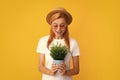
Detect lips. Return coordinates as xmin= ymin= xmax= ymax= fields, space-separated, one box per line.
xmin=55 ymin=30 xmax=62 ymax=34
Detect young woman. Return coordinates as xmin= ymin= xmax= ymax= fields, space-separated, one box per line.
xmin=36 ymin=7 xmax=80 ymax=80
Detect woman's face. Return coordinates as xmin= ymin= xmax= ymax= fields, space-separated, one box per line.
xmin=51 ymin=18 xmax=67 ymax=39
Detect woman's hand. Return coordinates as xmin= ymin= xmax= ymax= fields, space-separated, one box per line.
xmin=58 ymin=63 xmax=66 ymax=75
xmin=50 ymin=63 xmax=58 ymax=75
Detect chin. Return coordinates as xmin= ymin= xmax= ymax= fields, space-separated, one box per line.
xmin=55 ymin=33 xmax=61 ymax=36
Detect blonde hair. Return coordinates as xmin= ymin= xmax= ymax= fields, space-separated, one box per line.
xmin=47 ymin=12 xmax=70 ymax=50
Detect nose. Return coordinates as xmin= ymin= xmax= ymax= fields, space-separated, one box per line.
xmin=56 ymin=26 xmax=61 ymax=31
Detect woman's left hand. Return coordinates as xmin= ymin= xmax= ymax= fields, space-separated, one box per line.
xmin=58 ymin=63 xmax=66 ymax=75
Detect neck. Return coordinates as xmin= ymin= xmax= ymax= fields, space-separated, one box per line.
xmin=55 ymin=36 xmax=63 ymax=39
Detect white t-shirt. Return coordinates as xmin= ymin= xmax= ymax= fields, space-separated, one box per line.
xmin=36 ymin=35 xmax=80 ymax=80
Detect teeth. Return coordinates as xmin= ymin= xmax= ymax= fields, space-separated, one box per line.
xmin=56 ymin=31 xmax=61 ymax=33
xmin=56 ymin=31 xmax=61 ymax=34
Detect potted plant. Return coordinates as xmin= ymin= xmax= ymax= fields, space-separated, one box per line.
xmin=50 ymin=42 xmax=69 ymax=64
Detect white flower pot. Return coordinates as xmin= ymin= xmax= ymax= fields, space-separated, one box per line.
xmin=53 ymin=60 xmax=64 ymax=65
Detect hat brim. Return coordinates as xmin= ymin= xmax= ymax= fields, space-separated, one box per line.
xmin=46 ymin=9 xmax=72 ymax=25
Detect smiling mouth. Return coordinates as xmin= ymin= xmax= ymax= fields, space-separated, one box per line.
xmin=55 ymin=31 xmax=62 ymax=34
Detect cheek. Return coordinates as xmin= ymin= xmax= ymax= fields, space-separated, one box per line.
xmin=52 ymin=28 xmax=56 ymax=33
xmin=62 ymin=29 xmax=67 ymax=33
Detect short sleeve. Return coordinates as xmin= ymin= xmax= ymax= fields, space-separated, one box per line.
xmin=36 ymin=37 xmax=45 ymax=54
xmin=70 ymin=39 xmax=80 ymax=56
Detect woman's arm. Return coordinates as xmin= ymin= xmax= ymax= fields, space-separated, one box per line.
xmin=59 ymin=56 xmax=80 ymax=76
xmin=38 ymin=54 xmax=58 ymax=75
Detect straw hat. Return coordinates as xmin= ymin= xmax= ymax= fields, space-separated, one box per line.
xmin=46 ymin=7 xmax=72 ymax=25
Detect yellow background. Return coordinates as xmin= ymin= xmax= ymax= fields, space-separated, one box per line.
xmin=0 ymin=0 xmax=120 ymax=80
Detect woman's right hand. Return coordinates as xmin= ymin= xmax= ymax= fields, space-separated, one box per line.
xmin=50 ymin=63 xmax=58 ymax=75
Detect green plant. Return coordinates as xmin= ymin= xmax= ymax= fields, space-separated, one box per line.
xmin=50 ymin=43 xmax=69 ymax=60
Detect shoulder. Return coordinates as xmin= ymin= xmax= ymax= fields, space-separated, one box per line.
xmin=39 ymin=35 xmax=49 ymax=41
xmin=37 ymin=35 xmax=50 ymax=44
xmin=69 ymin=37 xmax=80 ymax=48
xmin=69 ymin=37 xmax=80 ymax=56
xmin=69 ymin=37 xmax=78 ymax=44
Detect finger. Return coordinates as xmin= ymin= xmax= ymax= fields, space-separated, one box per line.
xmin=52 ymin=64 xmax=58 ymax=68
xmin=59 ymin=69 xmax=66 ymax=75
xmin=52 ymin=65 xmax=59 ymax=70
xmin=59 ymin=65 xmax=66 ymax=69
xmin=51 ymin=67 xmax=58 ymax=73
xmin=52 ymin=63 xmax=56 ymax=66
xmin=52 ymin=67 xmax=58 ymax=71
xmin=59 ymin=66 xmax=64 ymax=70
xmin=59 ymin=63 xmax=66 ymax=67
